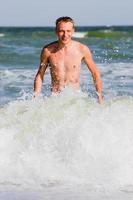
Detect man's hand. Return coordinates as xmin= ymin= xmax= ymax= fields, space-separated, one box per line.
xmin=96 ymin=92 xmax=103 ymax=104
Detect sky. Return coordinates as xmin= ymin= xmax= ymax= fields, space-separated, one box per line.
xmin=0 ymin=0 xmax=133 ymax=26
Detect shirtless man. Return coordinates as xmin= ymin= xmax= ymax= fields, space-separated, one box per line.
xmin=34 ymin=16 xmax=103 ymax=103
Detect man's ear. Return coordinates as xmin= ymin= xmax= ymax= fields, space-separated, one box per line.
xmin=73 ymin=27 xmax=75 ymax=33
xmin=55 ymin=27 xmax=58 ymax=35
xmin=72 ymin=28 xmax=75 ymax=35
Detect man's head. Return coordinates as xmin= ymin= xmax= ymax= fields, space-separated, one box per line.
xmin=55 ymin=16 xmax=75 ymax=30
xmin=55 ymin=16 xmax=75 ymax=45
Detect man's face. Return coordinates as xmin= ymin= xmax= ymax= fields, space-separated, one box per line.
xmin=56 ymin=22 xmax=74 ymax=45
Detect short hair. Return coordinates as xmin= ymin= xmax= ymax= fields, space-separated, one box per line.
xmin=55 ymin=16 xmax=75 ymax=29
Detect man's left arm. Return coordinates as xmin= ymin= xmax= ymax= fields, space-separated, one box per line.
xmin=82 ymin=45 xmax=103 ymax=104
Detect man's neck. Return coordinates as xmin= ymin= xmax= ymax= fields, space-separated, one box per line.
xmin=58 ymin=40 xmax=73 ymax=49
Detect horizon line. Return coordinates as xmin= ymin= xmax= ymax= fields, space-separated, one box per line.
xmin=0 ymin=24 xmax=133 ymax=28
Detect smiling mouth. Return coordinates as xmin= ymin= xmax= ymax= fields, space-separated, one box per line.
xmin=62 ymin=37 xmax=68 ymax=41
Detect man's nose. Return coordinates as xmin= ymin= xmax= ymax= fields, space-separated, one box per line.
xmin=63 ymin=31 xmax=68 ymax=36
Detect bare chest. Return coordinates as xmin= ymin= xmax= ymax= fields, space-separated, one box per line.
xmin=49 ymin=49 xmax=82 ymax=73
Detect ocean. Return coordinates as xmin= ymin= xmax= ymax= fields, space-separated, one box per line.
xmin=0 ymin=26 xmax=133 ymax=199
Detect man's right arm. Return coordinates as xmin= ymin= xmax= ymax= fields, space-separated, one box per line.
xmin=33 ymin=48 xmax=49 ymax=97
xmin=82 ymin=44 xmax=103 ymax=104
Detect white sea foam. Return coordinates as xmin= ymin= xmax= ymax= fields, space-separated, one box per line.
xmin=0 ymin=33 xmax=5 ymax=37
xmin=0 ymin=90 xmax=133 ymax=193
xmin=0 ymin=69 xmax=15 ymax=77
xmin=73 ymin=32 xmax=87 ymax=38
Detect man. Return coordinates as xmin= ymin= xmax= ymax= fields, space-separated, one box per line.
xmin=34 ymin=16 xmax=103 ymax=103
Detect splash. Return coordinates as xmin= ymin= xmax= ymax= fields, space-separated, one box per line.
xmin=0 ymin=90 xmax=133 ymax=191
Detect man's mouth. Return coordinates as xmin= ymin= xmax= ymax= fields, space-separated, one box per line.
xmin=62 ymin=37 xmax=68 ymax=41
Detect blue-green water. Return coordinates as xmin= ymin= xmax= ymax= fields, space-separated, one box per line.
xmin=0 ymin=26 xmax=133 ymax=66
xmin=0 ymin=26 xmax=133 ymax=105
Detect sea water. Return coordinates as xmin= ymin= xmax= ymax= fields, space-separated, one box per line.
xmin=0 ymin=26 xmax=133 ymax=199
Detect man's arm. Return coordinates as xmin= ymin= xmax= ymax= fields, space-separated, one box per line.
xmin=82 ymin=45 xmax=103 ymax=104
xmin=33 ymin=48 xmax=49 ymax=97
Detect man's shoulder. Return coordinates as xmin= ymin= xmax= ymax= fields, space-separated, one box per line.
xmin=41 ymin=41 xmax=58 ymax=56
xmin=73 ymin=40 xmax=88 ymax=49
xmin=73 ymin=40 xmax=89 ymax=54
xmin=42 ymin=41 xmax=58 ymax=51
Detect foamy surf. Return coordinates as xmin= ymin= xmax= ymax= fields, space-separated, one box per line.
xmin=0 ymin=33 xmax=5 ymax=37
xmin=0 ymin=90 xmax=133 ymax=193
xmin=73 ymin=32 xmax=87 ymax=38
